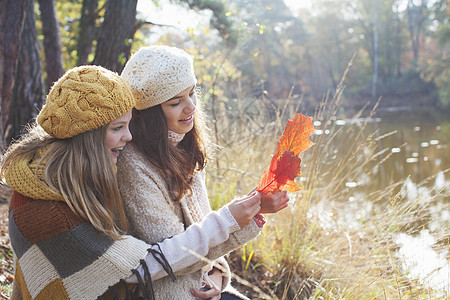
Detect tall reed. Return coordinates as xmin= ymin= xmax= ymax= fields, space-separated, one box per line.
xmin=204 ymin=75 xmax=449 ymax=299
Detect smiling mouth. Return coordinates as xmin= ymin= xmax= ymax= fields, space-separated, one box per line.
xmin=111 ymin=147 xmax=124 ymax=155
xmin=180 ymin=115 xmax=193 ymax=122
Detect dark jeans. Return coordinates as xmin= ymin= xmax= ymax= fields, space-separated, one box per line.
xmin=220 ymin=292 xmax=242 ymax=300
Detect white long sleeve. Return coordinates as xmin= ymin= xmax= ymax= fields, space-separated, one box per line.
xmin=125 ymin=205 xmax=240 ymax=282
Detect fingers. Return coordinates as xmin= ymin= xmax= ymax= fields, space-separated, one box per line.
xmin=244 ymin=191 xmax=261 ymax=204
xmin=275 ymin=191 xmax=289 ymax=204
xmin=191 ymin=288 xmax=220 ymax=299
xmin=250 ymin=194 xmax=262 ymax=215
xmin=244 ymin=193 xmax=262 ymax=218
xmin=279 ymin=202 xmax=289 ymax=210
xmin=250 ymin=200 xmax=262 ymax=217
xmin=247 ymin=187 xmax=257 ymax=195
xmin=275 ymin=190 xmax=288 ymax=200
xmin=241 ymin=192 xmax=262 ymax=212
xmin=228 ymin=192 xmax=262 ymax=227
xmin=275 ymin=191 xmax=289 ymax=211
xmin=279 ymin=191 xmax=289 ymax=204
xmin=258 ymin=190 xmax=290 ymax=214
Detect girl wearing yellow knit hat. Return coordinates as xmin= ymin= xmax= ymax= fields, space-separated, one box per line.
xmin=1 ymin=65 xmax=262 ymax=300
xmin=118 ymin=45 xmax=290 ymax=300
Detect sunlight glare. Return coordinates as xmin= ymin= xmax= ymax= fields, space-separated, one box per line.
xmin=396 ymin=230 xmax=449 ymax=295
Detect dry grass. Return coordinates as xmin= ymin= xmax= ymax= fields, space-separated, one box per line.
xmin=0 ymin=76 xmax=447 ymax=299
xmin=204 ymin=79 xmax=449 ymax=299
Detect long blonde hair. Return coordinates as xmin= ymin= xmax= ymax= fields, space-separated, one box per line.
xmin=1 ymin=124 xmax=128 ymax=239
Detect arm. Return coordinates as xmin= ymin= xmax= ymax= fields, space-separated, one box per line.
xmin=169 ymin=174 xmax=267 ymax=277
xmin=133 ymin=205 xmax=241 ymax=281
xmin=172 ymin=218 xmax=261 ymax=277
xmin=171 ymin=176 xmax=268 ymax=277
xmin=117 ymin=153 xmax=260 ymax=282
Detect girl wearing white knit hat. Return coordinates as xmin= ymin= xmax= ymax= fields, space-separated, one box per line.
xmin=118 ymin=45 xmax=289 ymax=300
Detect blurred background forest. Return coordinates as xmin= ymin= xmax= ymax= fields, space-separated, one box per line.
xmin=0 ymin=0 xmax=449 ymax=299
xmin=0 ymin=0 xmax=448 ymax=146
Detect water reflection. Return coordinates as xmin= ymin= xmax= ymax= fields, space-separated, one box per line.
xmin=309 ymin=109 xmax=449 ymax=294
xmin=345 ymin=181 xmax=358 ymax=188
xmin=435 ymin=171 xmax=447 ymax=190
xmin=406 ymin=157 xmax=419 ymax=163
xmin=396 ymin=230 xmax=449 ymax=295
xmin=430 ymin=140 xmax=439 ymax=145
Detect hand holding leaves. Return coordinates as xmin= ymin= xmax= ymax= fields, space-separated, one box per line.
xmin=257 ymin=113 xmax=315 ymax=194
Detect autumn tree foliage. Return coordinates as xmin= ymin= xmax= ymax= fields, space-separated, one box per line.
xmin=0 ymin=0 xmax=447 ymax=146
xmin=0 ymin=0 xmax=237 ymax=145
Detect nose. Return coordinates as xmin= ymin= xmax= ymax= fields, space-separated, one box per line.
xmin=184 ymin=95 xmax=196 ymax=114
xmin=123 ymin=127 xmax=132 ymax=142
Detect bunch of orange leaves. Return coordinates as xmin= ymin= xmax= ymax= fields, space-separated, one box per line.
xmin=257 ymin=113 xmax=315 ymax=194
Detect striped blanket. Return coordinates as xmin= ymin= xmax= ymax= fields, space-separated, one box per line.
xmin=9 ymin=191 xmax=150 ymax=299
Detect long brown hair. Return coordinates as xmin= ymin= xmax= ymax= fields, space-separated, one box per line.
xmin=1 ymin=124 xmax=128 ymax=239
xmin=130 ymin=102 xmax=208 ymax=201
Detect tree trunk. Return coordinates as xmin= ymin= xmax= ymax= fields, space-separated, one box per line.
xmin=371 ymin=1 xmax=379 ymax=102
xmin=6 ymin=0 xmax=45 ymax=145
xmin=93 ymin=0 xmax=137 ymax=73
xmin=77 ymin=0 xmax=99 ymax=65
xmin=38 ymin=0 xmax=64 ymax=91
xmin=0 ymin=0 xmax=27 ymax=148
xmin=393 ymin=3 xmax=402 ymax=77
xmin=407 ymin=0 xmax=427 ymax=68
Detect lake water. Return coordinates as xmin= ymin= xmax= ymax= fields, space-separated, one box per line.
xmin=310 ymin=107 xmax=449 ymax=294
xmin=208 ymin=101 xmax=449 ymax=295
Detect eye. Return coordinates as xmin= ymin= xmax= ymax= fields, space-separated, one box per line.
xmin=170 ymin=101 xmax=180 ymax=107
xmin=113 ymin=126 xmax=123 ymax=131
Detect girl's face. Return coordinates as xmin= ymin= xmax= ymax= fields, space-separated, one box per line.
xmin=105 ymin=110 xmax=132 ymax=164
xmin=161 ymin=85 xmax=196 ymax=135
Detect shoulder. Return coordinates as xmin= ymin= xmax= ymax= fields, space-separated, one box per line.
xmin=117 ymin=143 xmax=146 ymax=167
xmin=117 ymin=143 xmax=162 ymax=179
xmin=9 ymin=192 xmax=86 ymax=245
xmin=116 ymin=143 xmax=172 ymax=204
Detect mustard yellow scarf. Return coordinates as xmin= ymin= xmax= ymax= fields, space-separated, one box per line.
xmin=4 ymin=147 xmax=64 ymax=201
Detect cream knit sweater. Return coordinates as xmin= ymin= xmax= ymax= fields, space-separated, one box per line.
xmin=117 ymin=143 xmax=261 ymax=299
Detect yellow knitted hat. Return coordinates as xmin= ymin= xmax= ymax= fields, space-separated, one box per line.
xmin=37 ymin=65 xmax=135 ymax=139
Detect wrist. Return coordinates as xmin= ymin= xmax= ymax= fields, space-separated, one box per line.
xmin=253 ymin=213 xmax=266 ymax=228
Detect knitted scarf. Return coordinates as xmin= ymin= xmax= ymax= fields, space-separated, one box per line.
xmin=5 ymin=148 xmax=158 ymax=299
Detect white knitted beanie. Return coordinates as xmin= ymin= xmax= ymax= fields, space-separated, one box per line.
xmin=121 ymin=45 xmax=197 ymax=110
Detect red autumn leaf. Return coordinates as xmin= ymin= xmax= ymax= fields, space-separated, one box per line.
xmin=257 ymin=150 xmax=302 ymax=193
xmin=257 ymin=113 xmax=315 ymax=194
xmin=257 ymin=170 xmax=277 ymax=193
xmin=276 ymin=113 xmax=315 ymax=158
